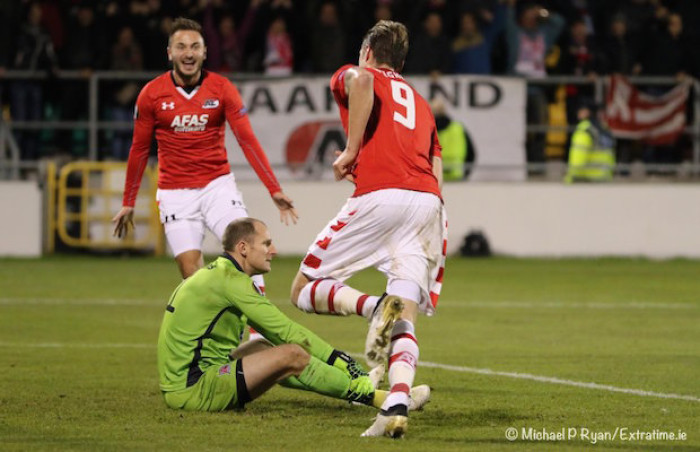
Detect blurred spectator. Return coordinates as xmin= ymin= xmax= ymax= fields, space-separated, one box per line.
xmin=263 ymin=16 xmax=294 ymax=76
xmin=405 ymin=11 xmax=451 ymax=76
xmin=556 ymin=18 xmax=600 ymax=124
xmin=636 ymin=13 xmax=693 ymax=78
xmin=203 ymin=0 xmax=259 ymax=72
xmin=39 ymin=1 xmax=65 ymax=55
xmin=597 ymin=15 xmax=640 ymax=75
xmin=143 ymin=15 xmax=174 ymax=71
xmin=375 ymin=2 xmax=393 ymax=21
xmin=557 ymin=19 xmax=599 ymax=76
xmin=311 ymin=2 xmax=346 ymax=73
xmin=10 ymin=2 xmax=58 ymax=160
xmin=60 ymin=4 xmax=106 ymax=155
xmin=614 ymin=0 xmax=655 ymax=36
xmin=505 ymin=0 xmax=564 ymax=77
xmin=451 ymin=3 xmax=505 ymax=75
xmin=505 ymin=0 xmax=564 ymax=164
xmin=108 ymin=26 xmax=143 ymax=160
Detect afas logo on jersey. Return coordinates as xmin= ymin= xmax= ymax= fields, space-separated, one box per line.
xmin=170 ymin=114 xmax=209 ymax=132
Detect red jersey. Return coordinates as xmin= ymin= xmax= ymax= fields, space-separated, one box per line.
xmin=122 ymin=71 xmax=280 ymax=207
xmin=330 ymin=65 xmax=442 ymax=198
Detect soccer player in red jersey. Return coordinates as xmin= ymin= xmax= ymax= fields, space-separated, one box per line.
xmin=112 ymin=18 xmax=298 ymax=281
xmin=289 ymin=21 xmax=447 ymax=438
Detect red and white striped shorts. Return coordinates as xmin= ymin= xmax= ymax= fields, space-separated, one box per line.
xmin=300 ymin=189 xmax=447 ymax=316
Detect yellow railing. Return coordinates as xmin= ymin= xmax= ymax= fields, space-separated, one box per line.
xmin=46 ymin=161 xmax=164 ymax=255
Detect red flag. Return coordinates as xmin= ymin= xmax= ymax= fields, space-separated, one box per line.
xmin=604 ymin=75 xmax=689 ymax=145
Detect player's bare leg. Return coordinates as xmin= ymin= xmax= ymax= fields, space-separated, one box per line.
xmin=240 ymin=344 xmax=311 ymax=400
xmin=174 ymin=249 xmax=204 ymax=279
xmin=291 ymin=271 xmax=383 ymax=318
xmin=363 ymin=300 xmax=419 ymax=438
xmin=230 ymin=337 xmax=273 ymax=360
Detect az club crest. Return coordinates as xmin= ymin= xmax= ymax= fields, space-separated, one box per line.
xmin=203 ymin=99 xmax=220 ymax=109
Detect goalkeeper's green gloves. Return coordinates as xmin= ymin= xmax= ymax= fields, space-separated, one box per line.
xmin=327 ymin=349 xmax=368 ymax=379
xmin=327 ymin=350 xmax=376 ymax=405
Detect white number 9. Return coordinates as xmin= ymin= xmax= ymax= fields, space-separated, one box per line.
xmin=391 ymin=80 xmax=415 ymax=130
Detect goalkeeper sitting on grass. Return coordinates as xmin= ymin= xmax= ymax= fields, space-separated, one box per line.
xmin=157 ymin=217 xmax=379 ymax=411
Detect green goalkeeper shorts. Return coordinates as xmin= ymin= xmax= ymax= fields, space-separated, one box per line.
xmin=162 ymin=360 xmax=251 ymax=411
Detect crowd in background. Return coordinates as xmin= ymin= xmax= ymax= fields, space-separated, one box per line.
xmin=1 ymin=0 xmax=699 ymax=162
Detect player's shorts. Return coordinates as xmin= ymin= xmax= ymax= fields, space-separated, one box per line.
xmin=300 ymin=188 xmax=448 ymax=316
xmin=156 ymin=174 xmax=249 ymax=257
xmin=162 ymin=359 xmax=251 ymax=411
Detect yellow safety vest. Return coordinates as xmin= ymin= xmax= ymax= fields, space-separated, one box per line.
xmin=565 ymin=119 xmax=615 ymax=183
xmin=437 ymin=121 xmax=468 ymax=181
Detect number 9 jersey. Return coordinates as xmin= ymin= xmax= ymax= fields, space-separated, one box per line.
xmin=330 ymin=65 xmax=442 ymax=199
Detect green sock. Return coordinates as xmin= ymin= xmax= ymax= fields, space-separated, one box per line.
xmin=279 ymin=356 xmax=350 ymax=399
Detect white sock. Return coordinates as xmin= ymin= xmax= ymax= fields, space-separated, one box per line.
xmin=382 ymin=320 xmax=419 ymax=411
xmin=296 ymin=278 xmax=379 ymax=317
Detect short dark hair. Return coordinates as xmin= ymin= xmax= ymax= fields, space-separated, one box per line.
xmin=362 ymin=20 xmax=409 ymax=71
xmin=169 ymin=17 xmax=203 ymax=44
xmin=222 ymin=218 xmax=263 ymax=252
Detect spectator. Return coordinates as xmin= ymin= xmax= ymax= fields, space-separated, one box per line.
xmin=558 ymin=19 xmax=599 ymax=76
xmin=451 ymin=4 xmax=505 ymax=75
xmin=263 ymin=16 xmax=294 ymax=76
xmin=142 ymin=15 xmax=174 ymax=71
xmin=636 ymin=13 xmax=693 ymax=78
xmin=203 ymin=0 xmax=259 ymax=72
xmin=10 ymin=2 xmax=58 ymax=160
xmin=107 ymin=26 xmax=143 ymax=160
xmin=404 ymin=11 xmax=451 ymax=76
xmin=310 ymin=2 xmax=346 ymax=73
xmin=505 ymin=0 xmax=564 ymax=164
xmin=556 ymin=18 xmax=600 ymax=124
xmin=59 ymin=4 xmax=106 ymax=155
xmin=614 ymin=0 xmax=655 ymax=36
xmin=504 ymin=0 xmax=564 ymax=77
xmin=598 ymin=15 xmax=640 ymax=75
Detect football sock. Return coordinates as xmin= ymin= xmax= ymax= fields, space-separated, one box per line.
xmin=279 ymin=356 xmax=350 ymax=399
xmin=296 ymin=278 xmax=379 ymax=318
xmin=381 ymin=319 xmax=418 ymax=411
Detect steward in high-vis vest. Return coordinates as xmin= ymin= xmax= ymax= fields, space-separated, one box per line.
xmin=432 ymin=98 xmax=475 ymax=181
xmin=437 ymin=120 xmax=468 ymax=181
xmin=565 ymin=105 xmax=615 ymax=183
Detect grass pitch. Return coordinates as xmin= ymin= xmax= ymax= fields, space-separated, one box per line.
xmin=0 ymin=255 xmax=698 ymax=451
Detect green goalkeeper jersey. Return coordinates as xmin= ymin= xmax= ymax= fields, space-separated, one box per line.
xmin=157 ymin=254 xmax=334 ymax=392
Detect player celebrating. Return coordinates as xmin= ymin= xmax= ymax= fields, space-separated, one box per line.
xmin=112 ymin=17 xmax=297 ymax=281
xmin=289 ymin=21 xmax=447 ymax=438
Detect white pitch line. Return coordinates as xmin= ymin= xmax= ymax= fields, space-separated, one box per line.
xmin=436 ymin=300 xmax=697 ymax=310
xmin=0 ymin=298 xmax=156 ymax=306
xmin=0 ymin=342 xmax=152 ymax=348
xmin=417 ymin=360 xmax=700 ymax=403
xmin=1 ymin=341 xmax=697 ymax=403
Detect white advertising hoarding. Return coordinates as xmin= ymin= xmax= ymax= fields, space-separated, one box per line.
xmin=225 ymin=75 xmax=526 ymax=182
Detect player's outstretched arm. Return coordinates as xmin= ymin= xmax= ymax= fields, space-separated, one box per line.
xmin=333 ymin=67 xmax=374 ymax=181
xmin=112 ymin=206 xmax=135 ymax=238
xmin=271 ymin=191 xmax=298 ymax=225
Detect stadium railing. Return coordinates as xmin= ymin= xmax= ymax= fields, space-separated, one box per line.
xmin=0 ymin=71 xmax=699 ymax=180
xmin=45 ymin=160 xmax=163 ymax=254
